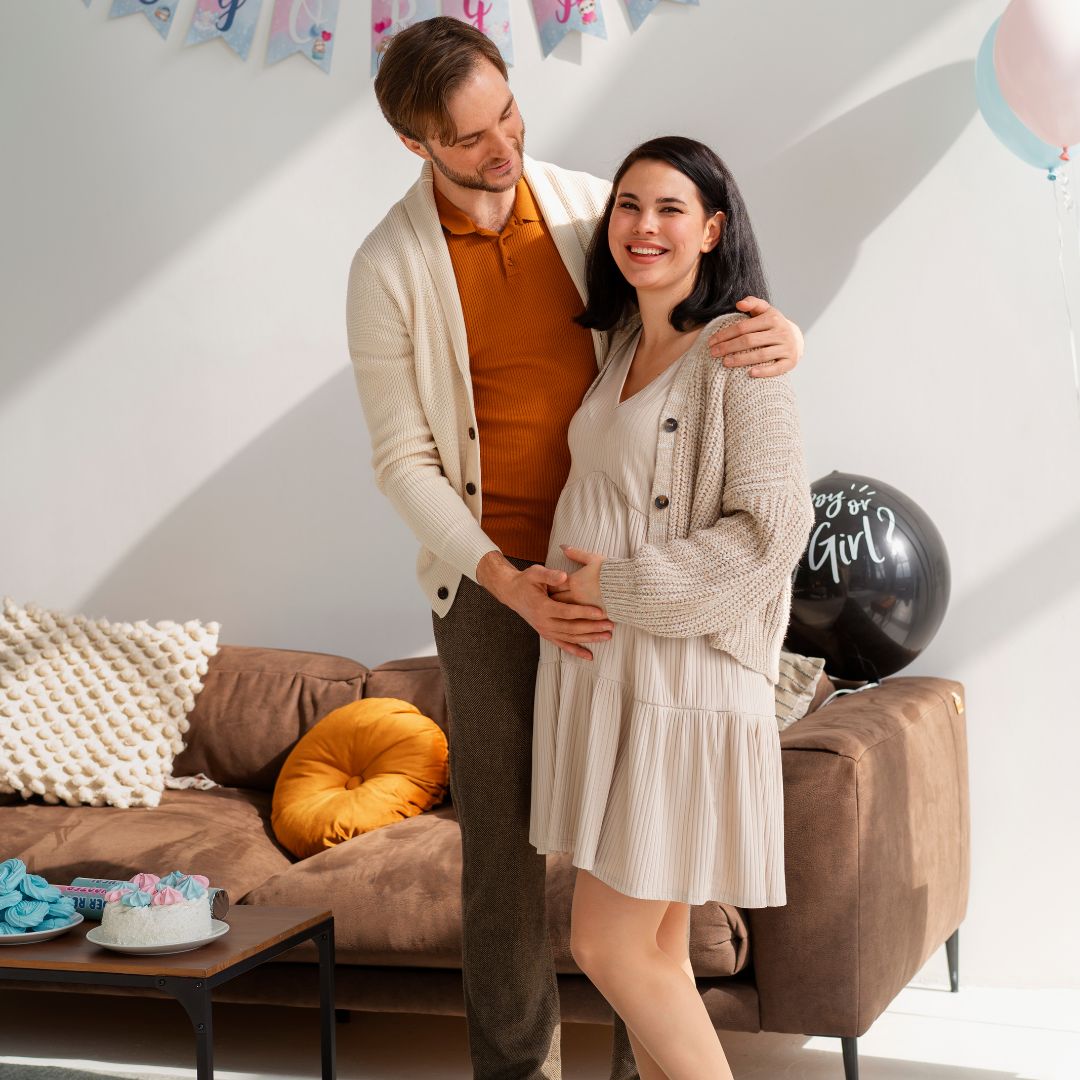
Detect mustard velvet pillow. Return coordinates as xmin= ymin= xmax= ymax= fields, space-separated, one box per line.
xmin=271 ymin=698 xmax=449 ymax=859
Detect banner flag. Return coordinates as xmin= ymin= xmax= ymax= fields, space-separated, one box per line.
xmin=625 ymin=0 xmax=697 ymax=33
xmin=444 ymin=0 xmax=513 ymax=66
xmin=267 ymin=0 xmax=340 ymax=72
xmin=371 ymin=0 xmax=439 ymax=76
xmin=531 ymin=0 xmax=606 ymax=59
xmin=186 ymin=0 xmax=266 ymax=60
xmin=108 ymin=0 xmax=177 ymax=40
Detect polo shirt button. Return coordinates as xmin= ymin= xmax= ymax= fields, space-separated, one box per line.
xmin=468 ymin=427 xmax=476 ymax=440
xmin=437 ymin=587 xmax=449 ymax=600
xmin=662 ymin=417 xmax=678 ymax=432
xmin=654 ymin=495 xmax=670 ymax=510
xmin=465 ymin=482 xmax=477 ymax=495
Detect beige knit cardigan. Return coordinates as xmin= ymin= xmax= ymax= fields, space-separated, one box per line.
xmin=346 ymin=156 xmax=611 ymax=617
xmin=597 ymin=313 xmax=815 ymax=683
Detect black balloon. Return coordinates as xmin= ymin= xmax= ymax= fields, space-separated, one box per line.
xmin=784 ymin=471 xmax=951 ymax=681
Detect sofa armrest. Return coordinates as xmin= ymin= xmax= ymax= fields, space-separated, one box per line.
xmin=747 ymin=676 xmax=970 ymax=1037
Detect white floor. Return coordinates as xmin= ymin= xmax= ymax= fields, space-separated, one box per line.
xmin=1 ymin=955 xmax=1077 ymax=1080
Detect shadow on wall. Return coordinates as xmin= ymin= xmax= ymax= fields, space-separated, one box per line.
xmin=79 ymin=368 xmax=433 ymax=664
xmin=748 ymin=61 xmax=976 ymax=330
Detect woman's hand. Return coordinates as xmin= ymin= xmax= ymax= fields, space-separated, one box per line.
xmin=550 ymin=545 xmax=606 ymax=608
xmin=708 ymin=296 xmax=804 ymax=376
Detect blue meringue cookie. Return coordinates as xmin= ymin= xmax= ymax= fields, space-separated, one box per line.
xmin=46 ymin=897 xmax=76 ymax=918
xmin=119 ymin=888 xmax=153 ymax=909
xmin=0 ymin=923 xmax=24 ymax=936
xmin=38 ymin=916 xmax=75 ymax=930
xmin=0 ymin=890 xmax=22 ymax=913
xmin=0 ymin=859 xmax=26 ymax=893
xmin=5 ymin=899 xmax=47 ymax=929
xmin=20 ymin=874 xmax=59 ymax=901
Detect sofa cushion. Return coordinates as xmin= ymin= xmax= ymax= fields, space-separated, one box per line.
xmin=0 ymin=787 xmax=292 ymax=901
xmin=174 ymin=646 xmax=367 ymax=791
xmin=244 ymin=804 xmax=748 ymax=976
xmin=271 ymin=698 xmax=449 ymax=859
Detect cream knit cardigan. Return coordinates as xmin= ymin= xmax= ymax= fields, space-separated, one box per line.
xmin=346 ymin=156 xmax=611 ymax=617
xmin=597 ymin=313 xmax=815 ymax=683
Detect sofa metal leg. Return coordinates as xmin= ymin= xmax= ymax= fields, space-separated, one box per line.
xmin=840 ymin=1036 xmax=859 ymax=1080
xmin=945 ymin=928 xmax=959 ymax=992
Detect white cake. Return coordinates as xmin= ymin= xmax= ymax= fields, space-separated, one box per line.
xmin=100 ymin=872 xmax=212 ymax=946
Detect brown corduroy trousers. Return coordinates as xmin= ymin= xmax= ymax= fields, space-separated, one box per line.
xmin=433 ymin=569 xmax=639 ymax=1080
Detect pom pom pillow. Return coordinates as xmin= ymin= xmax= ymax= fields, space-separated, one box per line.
xmin=0 ymin=598 xmax=219 ymax=809
xmin=272 ymin=698 xmax=449 ymax=859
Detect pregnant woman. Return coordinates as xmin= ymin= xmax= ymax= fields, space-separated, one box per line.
xmin=529 ymin=136 xmax=814 ymax=1080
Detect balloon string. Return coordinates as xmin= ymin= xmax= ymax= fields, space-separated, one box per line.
xmin=1053 ymin=164 xmax=1080 ymax=418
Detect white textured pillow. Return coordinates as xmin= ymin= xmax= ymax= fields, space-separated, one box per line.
xmin=0 ymin=599 xmax=219 ymax=809
xmin=775 ymin=650 xmax=827 ymax=732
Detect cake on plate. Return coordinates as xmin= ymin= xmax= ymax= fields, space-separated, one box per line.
xmin=100 ymin=871 xmax=212 ymax=946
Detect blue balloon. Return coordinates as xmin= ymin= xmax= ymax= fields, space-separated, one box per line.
xmin=976 ymin=18 xmax=1067 ymax=177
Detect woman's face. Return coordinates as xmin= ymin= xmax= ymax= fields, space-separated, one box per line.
xmin=608 ymin=159 xmax=723 ymax=302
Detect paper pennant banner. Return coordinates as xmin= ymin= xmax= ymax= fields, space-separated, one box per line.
xmin=267 ymin=0 xmax=339 ymax=72
xmin=531 ymin=0 xmax=606 ymax=58
xmin=444 ymin=0 xmax=513 ymax=66
xmin=109 ymin=0 xmax=177 ymax=40
xmin=625 ymin=0 xmax=697 ymax=32
xmin=371 ymin=0 xmax=439 ymax=76
xmin=186 ymin=0 xmax=265 ymax=60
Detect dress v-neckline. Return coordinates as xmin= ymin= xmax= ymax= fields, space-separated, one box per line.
xmin=614 ymin=327 xmax=696 ymax=408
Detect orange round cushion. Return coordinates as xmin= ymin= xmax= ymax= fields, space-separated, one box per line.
xmin=271 ymin=698 xmax=449 ymax=859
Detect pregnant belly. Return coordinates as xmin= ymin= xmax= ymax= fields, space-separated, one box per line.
xmin=545 ymin=471 xmax=648 ymax=572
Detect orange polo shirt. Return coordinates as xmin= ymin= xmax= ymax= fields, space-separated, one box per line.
xmin=435 ymin=180 xmax=598 ymax=564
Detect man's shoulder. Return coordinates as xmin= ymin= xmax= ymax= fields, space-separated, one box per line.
xmin=525 ymin=156 xmax=611 ymax=212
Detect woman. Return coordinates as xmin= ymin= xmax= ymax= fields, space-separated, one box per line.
xmin=529 ymin=136 xmax=814 ymax=1080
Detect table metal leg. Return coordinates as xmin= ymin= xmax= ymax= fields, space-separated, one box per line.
xmin=317 ymin=922 xmax=337 ymax=1080
xmin=162 ymin=976 xmax=214 ymax=1080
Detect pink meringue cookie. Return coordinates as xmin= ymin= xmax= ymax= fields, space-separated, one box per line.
xmin=103 ymin=889 xmax=126 ymax=903
xmin=130 ymin=873 xmax=160 ymax=892
xmin=151 ymin=886 xmax=184 ymax=907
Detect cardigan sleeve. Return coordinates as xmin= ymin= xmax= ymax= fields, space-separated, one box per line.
xmin=597 ymin=364 xmax=814 ymax=638
xmin=346 ymin=249 xmax=499 ymax=581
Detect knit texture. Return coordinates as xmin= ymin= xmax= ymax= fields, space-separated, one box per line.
xmin=346 ymin=156 xmax=611 ymax=616
xmin=0 ymin=599 xmax=219 ymax=809
xmin=598 ymin=313 xmax=815 ymax=683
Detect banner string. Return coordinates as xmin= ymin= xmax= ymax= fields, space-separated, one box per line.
xmin=1053 ymin=162 xmax=1080 ymax=419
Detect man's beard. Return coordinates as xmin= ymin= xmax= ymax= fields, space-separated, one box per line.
xmin=427 ymin=130 xmax=526 ymax=193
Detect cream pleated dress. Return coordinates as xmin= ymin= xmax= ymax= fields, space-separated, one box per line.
xmin=530 ymin=331 xmax=787 ymax=908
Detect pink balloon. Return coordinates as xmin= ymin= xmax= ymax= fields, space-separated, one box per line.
xmin=995 ymin=0 xmax=1080 ymax=151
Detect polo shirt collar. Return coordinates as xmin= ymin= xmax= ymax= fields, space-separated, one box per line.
xmin=434 ymin=177 xmax=541 ymax=237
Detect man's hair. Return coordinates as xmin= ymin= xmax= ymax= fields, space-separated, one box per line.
xmin=374 ymin=17 xmax=508 ymax=147
xmin=576 ymin=136 xmax=770 ymax=333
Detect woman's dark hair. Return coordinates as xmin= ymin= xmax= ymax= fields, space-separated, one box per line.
xmin=576 ymin=136 xmax=769 ymax=333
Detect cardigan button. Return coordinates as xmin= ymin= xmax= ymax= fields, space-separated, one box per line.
xmin=662 ymin=417 xmax=678 ymax=432
xmin=468 ymin=427 xmax=476 ymax=440
xmin=465 ymin=482 xmax=477 ymax=496
xmin=654 ymin=495 xmax=670 ymax=510
xmin=437 ymin=587 xmax=449 ymax=600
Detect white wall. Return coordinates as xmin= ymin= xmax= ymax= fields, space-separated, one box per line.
xmin=2 ymin=0 xmax=1077 ymax=989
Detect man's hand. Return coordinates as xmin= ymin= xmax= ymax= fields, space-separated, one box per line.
xmin=476 ymin=551 xmax=613 ymax=661
xmin=708 ymin=296 xmax=804 ymax=377
xmin=550 ymin=545 xmax=605 ymax=608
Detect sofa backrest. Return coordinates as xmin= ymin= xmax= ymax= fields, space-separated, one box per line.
xmin=175 ymin=645 xmax=368 ymax=791
xmin=363 ymin=655 xmax=448 ymax=735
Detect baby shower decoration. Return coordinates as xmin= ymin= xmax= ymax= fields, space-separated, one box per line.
xmin=267 ymin=0 xmax=340 ymax=72
xmin=624 ymin=0 xmax=696 ymax=33
xmin=976 ymin=0 xmax=1080 ymax=412
xmin=185 ymin=0 xmax=265 ymax=59
xmin=530 ymin=0 xmax=606 ymax=57
xmin=109 ymin=0 xmax=177 ymax=40
xmin=81 ymin=0 xmax=700 ymax=67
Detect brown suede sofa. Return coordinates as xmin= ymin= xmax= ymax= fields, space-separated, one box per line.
xmin=0 ymin=644 xmax=970 ymax=1080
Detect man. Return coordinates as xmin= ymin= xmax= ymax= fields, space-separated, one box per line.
xmin=347 ymin=18 xmax=804 ymax=1080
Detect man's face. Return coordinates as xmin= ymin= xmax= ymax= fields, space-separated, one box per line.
xmin=406 ymin=61 xmax=525 ymax=194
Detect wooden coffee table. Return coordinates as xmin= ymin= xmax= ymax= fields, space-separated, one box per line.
xmin=0 ymin=905 xmax=335 ymax=1080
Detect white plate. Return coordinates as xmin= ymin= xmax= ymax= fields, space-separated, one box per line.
xmin=86 ymin=919 xmax=230 ymax=956
xmin=0 ymin=913 xmax=84 ymax=945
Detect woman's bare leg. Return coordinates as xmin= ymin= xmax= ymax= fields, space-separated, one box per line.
xmin=571 ymin=871 xmax=733 ymax=1080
